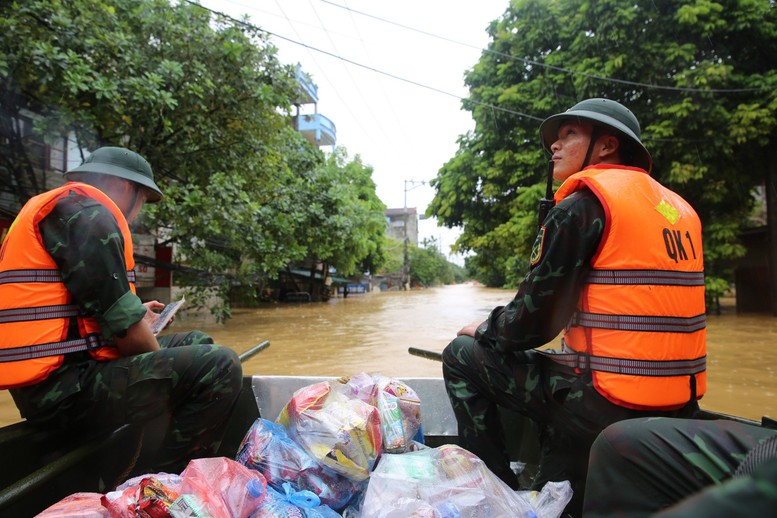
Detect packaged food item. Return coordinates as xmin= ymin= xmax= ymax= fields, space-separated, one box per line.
xmin=236 ymin=418 xmax=361 ymax=510
xmin=136 ymin=477 xmax=182 ymax=517
xmin=115 ymin=473 xmax=183 ymax=493
xmin=103 ymin=476 xmax=202 ymax=518
xmin=278 ymin=381 xmax=382 ymax=481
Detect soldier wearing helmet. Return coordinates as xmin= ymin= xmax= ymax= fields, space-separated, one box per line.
xmin=443 ymin=99 xmax=706 ymax=515
xmin=1 ymin=147 xmax=242 ymax=475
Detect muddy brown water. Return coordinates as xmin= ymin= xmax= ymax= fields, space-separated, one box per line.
xmin=2 ymin=284 xmax=775 ymax=426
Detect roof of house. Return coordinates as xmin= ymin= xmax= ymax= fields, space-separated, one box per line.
xmin=385 ymin=207 xmax=417 ymax=217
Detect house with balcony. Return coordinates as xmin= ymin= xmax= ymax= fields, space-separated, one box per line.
xmin=292 ymin=64 xmax=336 ymax=151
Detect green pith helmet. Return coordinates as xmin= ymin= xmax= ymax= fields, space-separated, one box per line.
xmin=65 ymin=146 xmax=163 ymax=202
xmin=539 ymin=98 xmax=652 ymax=173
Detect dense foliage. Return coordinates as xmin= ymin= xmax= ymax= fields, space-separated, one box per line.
xmin=1 ymin=0 xmax=388 ymax=318
xmin=429 ymin=0 xmax=777 ymax=304
xmin=378 ymin=236 xmax=464 ymax=287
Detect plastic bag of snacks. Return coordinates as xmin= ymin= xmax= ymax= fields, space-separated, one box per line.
xmin=178 ymin=457 xmax=267 ymax=518
xmin=342 ymin=373 xmax=423 ymax=454
xmin=236 ymin=418 xmax=362 ymax=511
xmin=252 ymin=482 xmax=342 ymax=518
xmin=359 ymin=444 xmax=572 ymax=518
xmin=103 ymin=475 xmax=210 ymax=518
xmin=278 ymin=380 xmax=382 ymax=481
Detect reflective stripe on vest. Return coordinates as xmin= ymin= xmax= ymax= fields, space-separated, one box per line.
xmin=541 ymin=342 xmax=707 ymax=377
xmin=0 ymin=334 xmax=111 ymax=363
xmin=0 ymin=268 xmax=136 ymax=286
xmin=0 ymin=304 xmax=81 ymax=323
xmin=572 ymin=312 xmax=707 ymax=333
xmin=586 ymin=269 xmax=704 ymax=286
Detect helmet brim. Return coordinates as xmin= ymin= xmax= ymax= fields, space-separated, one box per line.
xmin=65 ymin=162 xmax=163 ymax=202
xmin=539 ymin=111 xmax=652 ymax=173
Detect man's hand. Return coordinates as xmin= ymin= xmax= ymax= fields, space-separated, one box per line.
xmin=143 ymin=300 xmax=165 ymax=329
xmin=456 ymin=321 xmax=483 ymax=337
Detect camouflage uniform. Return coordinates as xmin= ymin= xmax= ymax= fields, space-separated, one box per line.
xmin=583 ymin=417 xmax=777 ymax=517
xmin=442 ymin=189 xmax=697 ymax=514
xmin=9 ymin=190 xmax=242 ymax=474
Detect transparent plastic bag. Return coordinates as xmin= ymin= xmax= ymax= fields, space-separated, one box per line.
xmin=515 ymin=481 xmax=574 ymax=518
xmin=278 ymin=380 xmax=382 ymax=481
xmin=342 ymin=373 xmax=423 ymax=453
xmin=359 ymin=444 xmax=570 ymax=518
xmin=178 ymin=457 xmax=267 ymax=518
xmin=236 ymin=417 xmax=361 ymax=511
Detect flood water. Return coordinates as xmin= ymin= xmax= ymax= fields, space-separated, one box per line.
xmin=1 ymin=284 xmax=775 ymax=425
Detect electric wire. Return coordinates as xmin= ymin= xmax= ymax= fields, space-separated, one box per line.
xmin=340 ymin=0 xmax=419 ymax=186
xmin=187 ymin=0 xmax=544 ymax=121
xmin=320 ymin=0 xmax=772 ymax=95
xmin=306 ymin=0 xmax=396 ymax=145
xmin=340 ymin=0 xmax=415 ymax=154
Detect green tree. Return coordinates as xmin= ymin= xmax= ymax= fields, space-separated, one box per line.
xmin=295 ymin=148 xmax=387 ymax=281
xmin=429 ymin=0 xmax=777 ymax=309
xmin=408 ymin=238 xmax=457 ymax=287
xmin=379 ymin=236 xmax=406 ymax=277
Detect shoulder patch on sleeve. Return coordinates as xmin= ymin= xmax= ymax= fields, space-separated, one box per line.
xmin=530 ymin=226 xmax=546 ymax=266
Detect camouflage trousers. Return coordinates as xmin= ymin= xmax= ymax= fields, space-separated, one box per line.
xmin=583 ymin=417 xmax=777 ymax=518
xmin=442 ymin=335 xmax=698 ymax=516
xmin=11 ymin=331 xmax=242 ymax=474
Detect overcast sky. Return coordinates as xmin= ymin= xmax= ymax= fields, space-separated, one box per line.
xmin=200 ymin=0 xmax=508 ymax=263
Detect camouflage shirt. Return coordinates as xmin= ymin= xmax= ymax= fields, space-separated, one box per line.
xmin=39 ymin=188 xmax=147 ymax=339
xmin=476 ymin=189 xmax=605 ymax=352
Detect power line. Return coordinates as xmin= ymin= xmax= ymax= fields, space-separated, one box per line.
xmin=320 ymin=0 xmax=771 ymax=95
xmin=186 ymin=0 xmax=543 ymax=121
xmin=305 ymin=0 xmax=397 ymax=144
xmin=339 ymin=0 xmax=417 ymax=160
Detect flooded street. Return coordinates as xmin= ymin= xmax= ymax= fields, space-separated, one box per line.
xmin=2 ymin=284 xmax=776 ymax=425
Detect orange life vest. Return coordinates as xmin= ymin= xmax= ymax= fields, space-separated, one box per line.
xmin=545 ymin=166 xmax=706 ymax=410
xmin=0 ymin=182 xmax=132 ymax=389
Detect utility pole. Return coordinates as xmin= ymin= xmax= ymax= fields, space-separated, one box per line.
xmin=403 ymin=179 xmax=425 ymax=291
